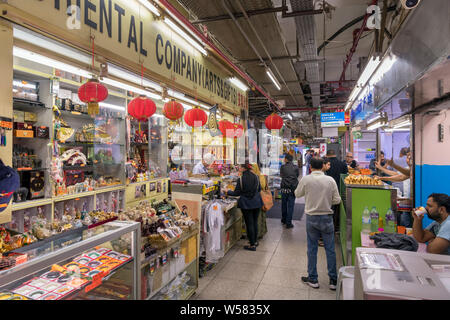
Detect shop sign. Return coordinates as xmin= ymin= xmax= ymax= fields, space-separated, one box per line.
xmin=345 ymin=111 xmax=350 ymax=125
xmin=320 ymin=112 xmax=345 ymax=127
xmin=4 ymin=0 xmax=247 ymax=111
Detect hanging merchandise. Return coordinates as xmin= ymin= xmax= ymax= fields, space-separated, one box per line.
xmin=163 ymin=100 xmax=184 ymax=121
xmin=77 ymin=78 xmax=108 ymax=116
xmin=218 ymin=120 xmax=235 ymax=137
xmin=207 ymin=104 xmax=221 ymax=137
xmin=202 ymin=200 xmax=225 ymax=263
xmin=184 ymin=107 xmax=207 ymax=128
xmin=265 ymin=113 xmax=283 ymax=130
xmin=0 ymin=160 xmax=20 ymax=213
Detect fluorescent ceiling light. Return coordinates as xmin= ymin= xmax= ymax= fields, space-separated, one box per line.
xmin=13 ymin=46 xmax=93 ymax=78
xmin=393 ymin=120 xmax=411 ymax=128
xmin=137 ymin=0 xmax=160 ymax=16
xmin=99 ymin=102 xmax=125 ymax=111
xmin=229 ymin=77 xmax=248 ymax=91
xmin=369 ymin=55 xmax=397 ymax=86
xmin=266 ymin=68 xmax=281 ymax=91
xmin=287 ymin=113 xmax=293 ymax=120
xmin=357 ymin=56 xmax=381 ymax=87
xmin=367 ymin=113 xmax=382 ymax=125
xmin=164 ymin=18 xmax=207 ymax=56
xmin=13 ymin=26 xmax=91 ymax=65
xmin=383 ymin=128 xmax=410 ymax=132
xmin=108 ymin=65 xmax=162 ymax=92
xmin=167 ymin=89 xmax=210 ymax=109
xmin=101 ymin=78 xmax=162 ymax=100
xmin=13 ymin=80 xmax=37 ymax=89
xmin=367 ymin=121 xmax=386 ymax=131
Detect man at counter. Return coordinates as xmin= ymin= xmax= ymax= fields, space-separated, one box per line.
xmin=412 ymin=193 xmax=450 ymax=255
xmin=192 ymin=153 xmax=215 ymax=175
xmin=344 ymin=152 xmax=360 ymax=170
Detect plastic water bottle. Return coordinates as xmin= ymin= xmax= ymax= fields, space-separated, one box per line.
xmin=361 ymin=206 xmax=371 ymax=233
xmin=385 ymin=208 xmax=397 ymax=233
xmin=370 ymin=207 xmax=379 ymax=232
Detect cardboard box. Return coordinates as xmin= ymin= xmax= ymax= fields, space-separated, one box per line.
xmin=24 ymin=112 xmax=37 ymax=122
xmin=14 ymin=130 xmax=34 ymax=138
xmin=14 ymin=122 xmax=33 ymax=130
xmin=13 ymin=110 xmax=24 ymax=122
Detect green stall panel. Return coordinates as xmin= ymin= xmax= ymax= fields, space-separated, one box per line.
xmin=339 ymin=202 xmax=347 ymax=266
xmin=349 ymin=188 xmax=395 ymax=264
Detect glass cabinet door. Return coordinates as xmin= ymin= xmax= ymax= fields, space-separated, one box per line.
xmin=0 ymin=222 xmax=140 ymax=300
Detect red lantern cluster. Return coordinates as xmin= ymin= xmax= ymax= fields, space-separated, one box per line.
xmin=265 ymin=113 xmax=283 ymax=130
xmin=184 ymin=108 xmax=207 ymax=127
xmin=218 ymin=120 xmax=235 ymax=137
xmin=128 ymin=95 xmax=156 ymax=121
xmin=78 ymin=79 xmax=108 ymax=116
xmin=219 ymin=120 xmax=244 ymax=138
xmin=163 ymin=100 xmax=184 ymax=121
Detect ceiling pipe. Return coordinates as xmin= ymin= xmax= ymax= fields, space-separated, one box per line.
xmin=191 ymin=6 xmax=322 ymax=24
xmin=339 ymin=0 xmax=378 ymax=84
xmin=157 ymin=0 xmax=281 ymax=112
xmin=234 ymin=0 xmax=301 ymax=108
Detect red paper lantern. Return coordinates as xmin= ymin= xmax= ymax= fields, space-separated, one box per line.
xmin=78 ymin=78 xmax=108 ymax=115
xmin=128 ymin=95 xmax=156 ymax=121
xmin=234 ymin=123 xmax=244 ymax=138
xmin=184 ymin=108 xmax=207 ymax=127
xmin=218 ymin=120 xmax=235 ymax=137
xmin=163 ymin=100 xmax=184 ymax=121
xmin=265 ymin=113 xmax=283 ymax=130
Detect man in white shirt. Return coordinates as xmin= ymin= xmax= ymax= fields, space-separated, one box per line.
xmin=295 ymin=157 xmax=341 ymax=290
xmin=192 ymin=153 xmax=215 ymax=175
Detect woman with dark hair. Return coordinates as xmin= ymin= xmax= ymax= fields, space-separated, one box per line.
xmin=224 ymin=162 xmax=263 ymax=251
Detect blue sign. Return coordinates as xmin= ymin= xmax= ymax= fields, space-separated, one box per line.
xmin=320 ymin=112 xmax=345 ymax=127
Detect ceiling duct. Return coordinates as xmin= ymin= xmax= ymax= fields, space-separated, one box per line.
xmin=290 ymin=0 xmax=321 ymax=135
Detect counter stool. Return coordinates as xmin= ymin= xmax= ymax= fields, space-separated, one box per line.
xmin=336 ymin=266 xmax=354 ymax=300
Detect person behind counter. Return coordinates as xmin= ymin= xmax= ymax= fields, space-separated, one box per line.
xmin=223 ymin=163 xmax=263 ymax=252
xmin=412 ymin=193 xmax=450 ymax=255
xmin=192 ymin=153 xmax=215 ymax=175
xmin=344 ymin=152 xmax=360 ymax=170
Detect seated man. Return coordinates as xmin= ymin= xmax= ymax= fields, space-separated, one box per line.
xmin=412 ymin=193 xmax=450 ymax=255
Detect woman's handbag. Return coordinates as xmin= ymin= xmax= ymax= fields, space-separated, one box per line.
xmin=240 ymin=174 xmax=273 ymax=212
xmin=260 ymin=185 xmax=273 ymax=212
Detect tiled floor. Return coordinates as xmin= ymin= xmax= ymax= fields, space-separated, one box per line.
xmin=191 ymin=213 xmax=343 ymax=300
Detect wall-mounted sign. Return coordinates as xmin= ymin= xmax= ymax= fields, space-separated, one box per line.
xmin=3 ymin=0 xmax=247 ymax=112
xmin=321 ymin=112 xmax=345 ymax=127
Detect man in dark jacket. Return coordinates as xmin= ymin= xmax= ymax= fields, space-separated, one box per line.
xmin=280 ymin=154 xmax=300 ymax=228
xmin=325 ymin=150 xmax=348 ymax=188
xmin=325 ymin=150 xmax=347 ymax=232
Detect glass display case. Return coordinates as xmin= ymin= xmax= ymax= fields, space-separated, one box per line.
xmin=0 ymin=221 xmax=140 ymax=300
xmin=53 ymin=76 xmax=126 ymax=196
xmin=148 ymin=115 xmax=168 ymax=179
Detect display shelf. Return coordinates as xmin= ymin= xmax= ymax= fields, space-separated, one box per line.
xmin=62 ymin=165 xmax=94 ymax=171
xmin=12 ymin=198 xmax=53 ymax=211
xmin=15 ymin=167 xmax=48 ymax=172
xmin=355 ymin=140 xmax=376 ymax=142
xmin=53 ymin=190 xmax=97 ymax=202
xmin=94 ymin=185 xmax=126 ymax=193
xmin=12 ymin=98 xmax=46 ymax=110
xmin=146 ymin=257 xmax=198 ymax=300
xmin=179 ymin=286 xmax=196 ymax=300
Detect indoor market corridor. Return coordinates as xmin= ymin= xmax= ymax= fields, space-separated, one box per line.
xmin=191 ymin=198 xmax=343 ymax=300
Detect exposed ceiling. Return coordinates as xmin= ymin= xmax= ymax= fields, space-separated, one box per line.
xmin=172 ymin=0 xmax=405 ymax=140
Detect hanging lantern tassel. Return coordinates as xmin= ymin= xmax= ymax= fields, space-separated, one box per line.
xmin=88 ymin=101 xmax=99 ymax=116
xmin=78 ymin=78 xmax=108 ymax=116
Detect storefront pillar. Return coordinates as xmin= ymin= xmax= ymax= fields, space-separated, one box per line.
xmin=0 ymin=20 xmax=13 ymax=224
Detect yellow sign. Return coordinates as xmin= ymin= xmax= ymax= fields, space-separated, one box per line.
xmin=3 ymin=0 xmax=247 ymax=111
